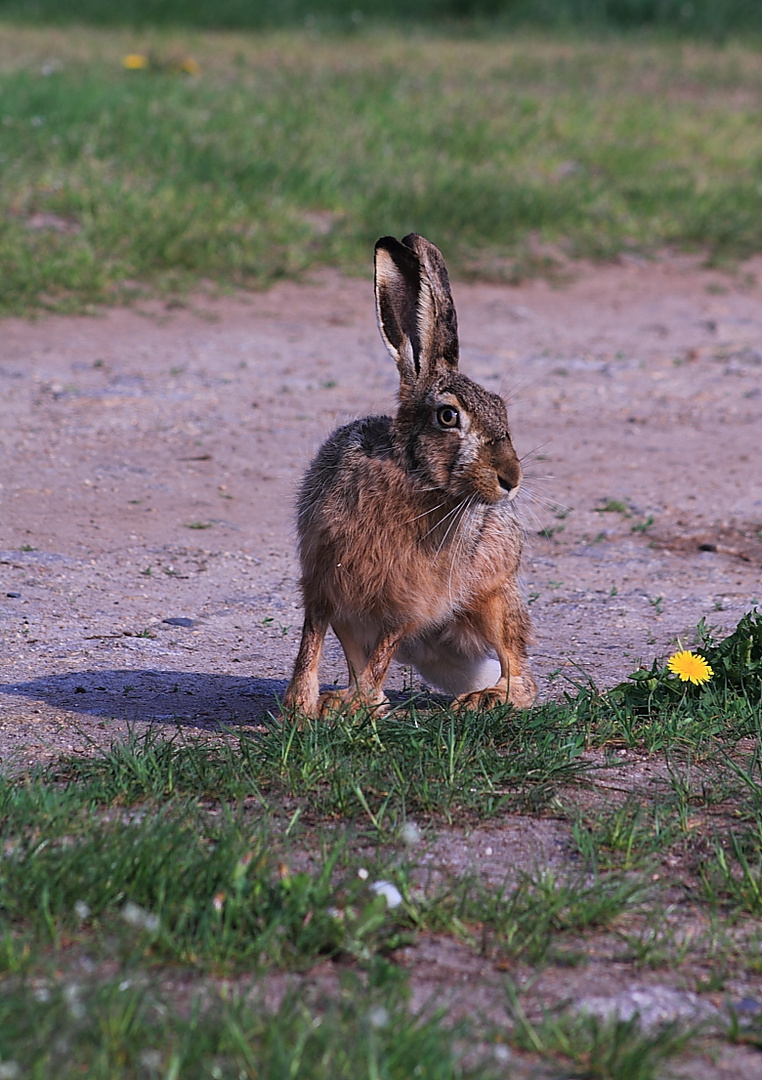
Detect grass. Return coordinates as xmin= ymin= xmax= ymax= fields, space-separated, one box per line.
xmin=1 ymin=25 xmax=762 ymax=314
xmin=0 ymin=962 xmax=493 ymax=1080
xmin=571 ymin=796 xmax=682 ymax=871
xmin=1 ymin=611 xmax=761 ymax=1073
xmin=464 ymin=867 xmax=650 ymax=962
xmin=505 ymin=989 xmax=694 ymax=1080
xmin=1 ymin=0 xmax=761 ymax=36
xmin=54 ymin=702 xmax=588 ymax=827
xmin=0 ymin=766 xmax=648 ymax=969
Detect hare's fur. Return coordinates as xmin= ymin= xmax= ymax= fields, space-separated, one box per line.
xmin=284 ymin=233 xmax=536 ymax=718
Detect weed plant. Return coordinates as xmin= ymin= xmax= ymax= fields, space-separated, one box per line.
xmin=573 ymin=610 xmax=762 ymax=753
xmin=607 ymin=610 xmax=762 ymax=716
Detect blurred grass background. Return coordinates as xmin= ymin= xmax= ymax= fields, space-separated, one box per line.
xmin=0 ymin=2 xmax=761 ymax=313
xmin=2 ymin=0 xmax=761 ymax=36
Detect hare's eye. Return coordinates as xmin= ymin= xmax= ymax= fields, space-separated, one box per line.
xmin=436 ymin=406 xmax=459 ymax=429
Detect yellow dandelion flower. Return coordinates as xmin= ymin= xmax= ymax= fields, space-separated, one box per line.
xmin=179 ymin=57 xmax=200 ymax=75
xmin=123 ymin=54 xmax=148 ymax=70
xmin=667 ymin=650 xmax=713 ymax=685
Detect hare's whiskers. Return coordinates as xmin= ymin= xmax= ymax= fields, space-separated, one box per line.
xmin=499 ymin=372 xmax=543 ymax=404
xmin=514 ymin=494 xmax=545 ymax=535
xmin=518 ymin=485 xmax=554 ymax=511
xmin=447 ymin=495 xmax=478 ymax=602
xmin=420 ymin=497 xmax=468 ymax=544
xmin=433 ymin=495 xmax=471 ymax=557
xmin=433 ymin=498 xmax=469 ymax=557
xmin=520 ymin=485 xmax=567 ymax=516
xmin=521 ymin=473 xmax=555 ymax=490
xmin=521 ymin=489 xmax=560 ymax=512
xmin=404 ymin=500 xmax=449 ymax=526
xmin=520 ymin=441 xmax=552 ymax=465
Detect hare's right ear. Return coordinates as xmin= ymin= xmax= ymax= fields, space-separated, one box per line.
xmin=374 ymin=234 xmax=459 ymax=389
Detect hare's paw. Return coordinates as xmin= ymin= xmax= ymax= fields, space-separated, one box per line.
xmin=453 ymin=683 xmax=509 ymax=713
xmin=507 ymin=673 xmax=538 ymax=710
xmin=282 ymin=684 xmax=319 ymax=722
xmin=318 ymin=689 xmax=349 ymax=717
xmin=318 ymin=688 xmax=390 ymax=718
xmin=454 ymin=667 xmax=538 ymax=712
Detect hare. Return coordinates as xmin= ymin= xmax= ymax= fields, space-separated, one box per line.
xmin=283 ymin=233 xmax=537 ymax=719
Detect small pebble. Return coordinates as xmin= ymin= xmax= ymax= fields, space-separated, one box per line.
xmin=6 ymin=592 xmax=21 ymax=599
xmin=734 ymin=997 xmax=762 ymax=1015
xmin=163 ymin=617 xmax=194 ymax=628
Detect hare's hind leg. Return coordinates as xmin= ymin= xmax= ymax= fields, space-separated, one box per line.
xmin=319 ymin=619 xmax=410 ymax=718
xmin=283 ymin=609 xmax=329 ymax=719
xmin=453 ymin=588 xmax=536 ymax=712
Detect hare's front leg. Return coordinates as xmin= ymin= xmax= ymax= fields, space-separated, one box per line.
xmin=454 ymin=588 xmax=536 ymax=712
xmin=319 ymin=621 xmax=411 ymax=718
xmin=283 ymin=610 xmax=329 ymax=718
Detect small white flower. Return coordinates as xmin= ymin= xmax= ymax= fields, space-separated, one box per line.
xmin=74 ymin=901 xmax=91 ymax=920
xmin=367 ymin=1005 xmax=389 ymax=1029
xmin=63 ymin=984 xmax=86 ymax=1021
xmin=139 ymin=1049 xmax=162 ymax=1070
xmin=121 ymin=902 xmax=159 ymax=933
xmin=357 ymin=867 xmax=369 ymax=880
xmin=370 ymin=880 xmax=402 ymax=908
xmin=32 ymin=986 xmax=51 ymax=1003
xmin=400 ymin=821 xmax=421 ymax=846
xmin=0 ymin=1062 xmax=21 ymax=1080
xmin=494 ymin=1044 xmax=511 ymax=1062
xmin=121 ymin=901 xmax=143 ymax=926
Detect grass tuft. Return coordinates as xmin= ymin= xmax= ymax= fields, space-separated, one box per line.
xmin=505 ymin=985 xmax=694 ymax=1080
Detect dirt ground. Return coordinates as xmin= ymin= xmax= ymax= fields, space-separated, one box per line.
xmin=2 ymin=253 xmax=762 ymax=1075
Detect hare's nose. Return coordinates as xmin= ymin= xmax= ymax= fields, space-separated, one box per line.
xmin=497 ymin=461 xmax=522 ymax=500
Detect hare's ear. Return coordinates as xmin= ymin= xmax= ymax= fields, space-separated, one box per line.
xmin=374 ymin=234 xmax=459 ymax=388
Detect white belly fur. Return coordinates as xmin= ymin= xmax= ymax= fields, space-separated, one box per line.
xmin=333 ymin=614 xmax=500 ymax=697
xmin=397 ymin=637 xmax=501 ymax=696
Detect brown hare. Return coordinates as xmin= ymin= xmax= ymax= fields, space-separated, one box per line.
xmin=284 ymin=233 xmax=537 ymax=719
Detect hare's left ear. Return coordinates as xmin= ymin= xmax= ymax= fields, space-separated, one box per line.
xmin=374 ymin=233 xmax=459 ymax=390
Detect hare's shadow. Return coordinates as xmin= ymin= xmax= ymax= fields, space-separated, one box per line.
xmin=0 ymin=669 xmax=442 ymax=731
xmin=0 ymin=669 xmax=286 ymax=731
